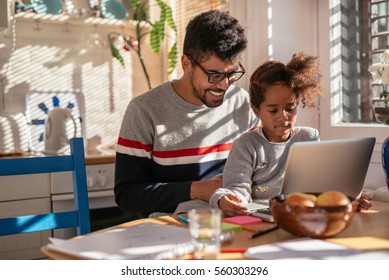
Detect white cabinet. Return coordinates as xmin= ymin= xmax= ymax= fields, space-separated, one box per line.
xmin=0 ymin=158 xmax=117 ymax=259
xmin=51 ymin=163 xmax=117 ymax=240
xmin=0 ymin=174 xmax=51 ymax=259
xmin=0 ymin=173 xmax=50 ymax=201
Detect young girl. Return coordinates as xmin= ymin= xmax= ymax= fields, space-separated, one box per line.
xmin=209 ymin=52 xmax=324 ymax=216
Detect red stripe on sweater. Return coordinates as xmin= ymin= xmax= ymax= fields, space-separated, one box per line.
xmin=153 ymin=143 xmax=233 ymax=158
xmin=118 ymin=137 xmax=233 ymax=158
xmin=118 ymin=137 xmax=152 ymax=152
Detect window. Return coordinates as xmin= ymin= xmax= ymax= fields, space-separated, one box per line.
xmin=329 ymin=0 xmax=370 ymax=124
xmin=371 ymin=0 xmax=389 ymax=123
xmin=328 ymin=0 xmax=389 ymax=125
xmin=319 ymin=0 xmax=388 ymax=143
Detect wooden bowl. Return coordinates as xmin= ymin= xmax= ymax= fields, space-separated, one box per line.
xmin=270 ymin=194 xmax=357 ymax=238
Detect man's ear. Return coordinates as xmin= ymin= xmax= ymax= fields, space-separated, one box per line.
xmin=182 ymin=55 xmax=192 ymax=71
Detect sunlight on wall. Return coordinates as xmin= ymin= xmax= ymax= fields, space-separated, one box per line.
xmin=0 ymin=112 xmax=29 ymax=153
xmin=82 ymin=52 xmax=133 ymax=154
xmin=2 ymin=43 xmax=133 ymax=154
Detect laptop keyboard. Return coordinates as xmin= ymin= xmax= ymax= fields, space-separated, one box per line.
xmin=250 ymin=207 xmax=275 ymax=223
xmin=253 ymin=207 xmax=272 ymax=215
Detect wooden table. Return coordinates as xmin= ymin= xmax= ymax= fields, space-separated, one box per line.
xmin=42 ymin=200 xmax=389 ymax=260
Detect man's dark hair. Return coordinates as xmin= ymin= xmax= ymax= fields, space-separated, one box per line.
xmin=183 ymin=10 xmax=247 ymax=63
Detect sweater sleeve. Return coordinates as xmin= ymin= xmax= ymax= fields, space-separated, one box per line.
xmin=114 ymin=99 xmax=191 ymax=216
xmin=209 ymin=135 xmax=254 ymax=208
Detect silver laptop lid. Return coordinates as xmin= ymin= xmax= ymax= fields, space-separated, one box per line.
xmin=281 ymin=137 xmax=376 ymax=199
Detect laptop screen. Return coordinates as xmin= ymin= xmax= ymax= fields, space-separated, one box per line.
xmin=281 ymin=137 xmax=376 ymax=199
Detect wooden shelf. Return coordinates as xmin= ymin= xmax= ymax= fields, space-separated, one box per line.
xmin=85 ymin=155 xmax=115 ymax=165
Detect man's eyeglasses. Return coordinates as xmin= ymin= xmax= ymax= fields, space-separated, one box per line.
xmin=186 ymin=54 xmax=245 ymax=84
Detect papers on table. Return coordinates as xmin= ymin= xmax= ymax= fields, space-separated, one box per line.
xmin=244 ymin=238 xmax=389 ymax=260
xmin=47 ymin=222 xmax=194 ymax=260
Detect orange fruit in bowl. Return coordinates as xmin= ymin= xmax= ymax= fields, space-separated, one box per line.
xmin=315 ymin=191 xmax=350 ymax=207
xmin=284 ymin=192 xmax=317 ymax=207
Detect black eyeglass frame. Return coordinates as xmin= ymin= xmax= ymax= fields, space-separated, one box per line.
xmin=186 ymin=54 xmax=245 ymax=84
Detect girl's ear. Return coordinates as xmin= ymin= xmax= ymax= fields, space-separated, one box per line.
xmin=251 ymin=105 xmax=260 ymax=118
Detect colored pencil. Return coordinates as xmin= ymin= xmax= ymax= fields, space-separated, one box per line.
xmin=250 ymin=225 xmax=279 ymax=238
xmin=220 ymin=248 xmax=247 ymax=253
xmin=177 ymin=215 xmax=189 ymax=225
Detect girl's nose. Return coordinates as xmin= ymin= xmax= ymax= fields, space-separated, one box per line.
xmin=279 ymin=110 xmax=289 ymax=120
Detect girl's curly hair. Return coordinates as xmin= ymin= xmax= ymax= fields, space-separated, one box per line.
xmin=249 ymin=52 xmax=323 ymax=108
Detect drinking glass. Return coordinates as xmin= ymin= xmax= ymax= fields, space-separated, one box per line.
xmin=188 ymin=208 xmax=222 ymax=260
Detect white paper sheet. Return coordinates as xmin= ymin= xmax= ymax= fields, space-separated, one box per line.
xmin=244 ymin=238 xmax=389 ymax=260
xmin=47 ymin=222 xmax=194 ymax=260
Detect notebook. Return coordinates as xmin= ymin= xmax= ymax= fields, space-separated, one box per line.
xmin=245 ymin=137 xmax=376 ymax=222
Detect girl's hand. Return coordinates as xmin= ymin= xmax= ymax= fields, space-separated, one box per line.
xmin=357 ymin=192 xmax=372 ymax=211
xmin=218 ymin=194 xmax=248 ymax=217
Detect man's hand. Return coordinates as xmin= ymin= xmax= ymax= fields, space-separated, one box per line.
xmin=190 ymin=178 xmax=222 ymax=201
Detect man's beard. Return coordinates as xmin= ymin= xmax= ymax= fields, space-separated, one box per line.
xmin=190 ymin=77 xmax=225 ymax=108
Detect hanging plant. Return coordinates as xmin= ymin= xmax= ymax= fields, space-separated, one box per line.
xmin=108 ymin=0 xmax=177 ymax=90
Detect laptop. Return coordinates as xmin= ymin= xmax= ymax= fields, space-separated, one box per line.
xmin=245 ymin=137 xmax=376 ymax=222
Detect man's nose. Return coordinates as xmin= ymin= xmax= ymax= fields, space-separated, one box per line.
xmin=215 ymin=76 xmax=231 ymax=90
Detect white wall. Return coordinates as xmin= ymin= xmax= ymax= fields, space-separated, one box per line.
xmin=232 ymin=0 xmax=320 ymax=130
xmin=229 ymin=0 xmax=268 ymax=92
xmin=269 ymin=0 xmax=320 ymax=130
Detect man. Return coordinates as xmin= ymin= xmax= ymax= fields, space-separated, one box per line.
xmin=115 ymin=10 xmax=259 ymax=217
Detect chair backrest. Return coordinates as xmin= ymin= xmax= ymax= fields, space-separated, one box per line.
xmin=0 ymin=137 xmax=90 ymax=236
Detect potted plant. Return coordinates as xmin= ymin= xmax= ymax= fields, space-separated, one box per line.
xmin=369 ymin=50 xmax=389 ymax=125
xmin=108 ymin=0 xmax=177 ymax=90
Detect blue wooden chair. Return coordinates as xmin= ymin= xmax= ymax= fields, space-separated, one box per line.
xmin=0 ymin=137 xmax=90 ymax=236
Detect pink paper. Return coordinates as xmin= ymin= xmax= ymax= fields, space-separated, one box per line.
xmin=223 ymin=215 xmax=262 ymax=226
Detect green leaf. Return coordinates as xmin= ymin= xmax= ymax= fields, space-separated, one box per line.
xmin=131 ymin=0 xmax=141 ymax=11
xmin=131 ymin=0 xmax=148 ymax=21
xmin=109 ymin=40 xmax=125 ymax=68
xmin=150 ymin=20 xmax=164 ymax=53
xmin=149 ymin=0 xmax=177 ymax=54
xmin=156 ymin=0 xmax=177 ymax=32
xmin=167 ymin=43 xmax=178 ymax=74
